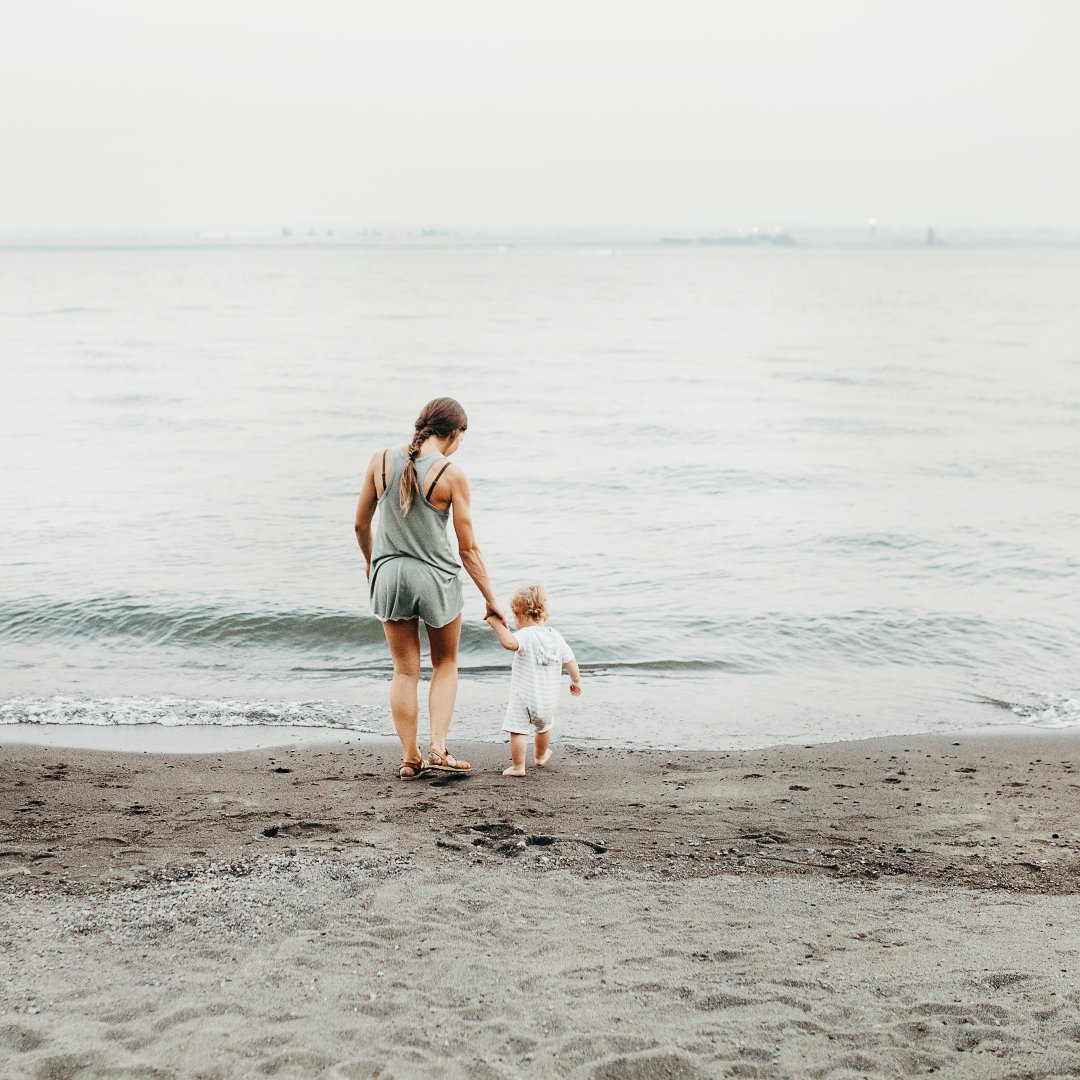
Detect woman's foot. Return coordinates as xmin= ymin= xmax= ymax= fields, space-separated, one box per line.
xmin=502 ymin=764 xmax=526 ymax=777
xmin=399 ymin=757 xmax=428 ymax=781
xmin=535 ymin=749 xmax=553 ymax=767
xmin=428 ymin=746 xmax=471 ymax=772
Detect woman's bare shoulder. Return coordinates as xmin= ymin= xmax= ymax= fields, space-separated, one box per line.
xmin=423 ymin=458 xmax=462 ymax=509
xmin=444 ymin=461 xmax=471 ymax=491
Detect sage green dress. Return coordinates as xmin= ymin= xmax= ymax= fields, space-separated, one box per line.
xmin=369 ymin=448 xmax=464 ymax=627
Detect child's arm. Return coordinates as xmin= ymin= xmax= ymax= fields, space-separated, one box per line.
xmin=564 ymin=659 xmax=582 ymax=696
xmin=484 ymin=614 xmax=519 ymax=651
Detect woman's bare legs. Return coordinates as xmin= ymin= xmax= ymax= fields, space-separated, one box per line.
xmin=426 ymin=616 xmax=462 ymax=760
xmin=382 ymin=618 xmax=422 ymax=764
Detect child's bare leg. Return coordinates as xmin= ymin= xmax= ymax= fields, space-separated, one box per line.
xmin=534 ymin=729 xmax=552 ymax=767
xmin=503 ymin=734 xmax=527 ymax=777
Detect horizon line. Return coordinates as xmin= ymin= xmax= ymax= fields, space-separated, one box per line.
xmin=3 ymin=223 xmax=1080 ymax=238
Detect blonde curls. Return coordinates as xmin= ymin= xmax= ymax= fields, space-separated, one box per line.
xmin=399 ymin=397 xmax=468 ymax=514
xmin=511 ymin=585 xmax=549 ymax=623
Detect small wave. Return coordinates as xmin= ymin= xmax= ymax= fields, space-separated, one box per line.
xmin=975 ymin=693 xmax=1080 ymax=728
xmin=0 ymin=694 xmax=379 ymax=730
xmin=725 ymin=609 xmax=1012 ymax=669
xmin=823 ymin=532 xmax=928 ymax=552
xmin=0 ymin=596 xmax=429 ymax=651
xmin=4 ymin=596 xmax=1067 ymax=676
xmin=290 ymin=657 xmax=752 ymax=677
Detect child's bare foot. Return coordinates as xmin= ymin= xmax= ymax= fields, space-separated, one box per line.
xmin=535 ymin=749 xmax=553 ymax=767
xmin=502 ymin=765 xmax=526 ymax=777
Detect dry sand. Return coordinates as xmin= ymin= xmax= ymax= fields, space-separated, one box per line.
xmin=2 ymin=730 xmax=1078 ymax=1078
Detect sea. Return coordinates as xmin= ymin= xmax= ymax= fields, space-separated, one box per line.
xmin=1 ymin=238 xmax=1078 ymax=749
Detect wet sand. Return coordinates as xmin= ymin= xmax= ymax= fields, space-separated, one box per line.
xmin=2 ymin=730 xmax=1078 ymax=1078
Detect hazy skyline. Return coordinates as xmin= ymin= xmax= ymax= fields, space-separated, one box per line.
xmin=2 ymin=1 xmax=1078 ymax=232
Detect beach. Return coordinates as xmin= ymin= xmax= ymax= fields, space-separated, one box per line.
xmin=3 ymin=729 xmax=1078 ymax=1078
xmin=4 ymin=4 xmax=1079 ymax=1077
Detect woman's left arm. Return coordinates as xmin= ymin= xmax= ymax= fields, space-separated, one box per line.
xmin=447 ymin=468 xmax=506 ymax=623
xmin=354 ymin=452 xmax=381 ymax=579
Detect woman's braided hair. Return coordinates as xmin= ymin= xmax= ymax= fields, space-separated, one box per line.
xmin=399 ymin=397 xmax=468 ymax=514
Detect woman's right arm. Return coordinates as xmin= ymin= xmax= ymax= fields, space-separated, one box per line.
xmin=353 ymin=451 xmax=382 ymax=580
xmin=447 ymin=469 xmax=506 ymax=623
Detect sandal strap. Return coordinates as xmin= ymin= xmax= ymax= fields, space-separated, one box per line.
xmin=429 ymin=747 xmax=470 ymax=769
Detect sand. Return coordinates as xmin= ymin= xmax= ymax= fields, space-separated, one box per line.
xmin=2 ymin=730 xmax=1078 ymax=1078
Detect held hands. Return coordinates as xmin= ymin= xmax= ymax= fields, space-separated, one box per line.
xmin=484 ymin=602 xmax=508 ymax=625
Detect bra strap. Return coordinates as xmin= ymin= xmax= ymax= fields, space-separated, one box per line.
xmin=426 ymin=461 xmax=452 ymax=501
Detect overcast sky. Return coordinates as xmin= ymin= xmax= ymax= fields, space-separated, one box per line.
xmin=2 ymin=1 xmax=1078 ymax=232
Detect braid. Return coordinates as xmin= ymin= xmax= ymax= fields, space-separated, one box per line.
xmin=398 ymin=397 xmax=469 ymax=514
xmin=400 ymin=424 xmax=433 ymax=513
xmin=408 ymin=426 xmax=430 ymax=459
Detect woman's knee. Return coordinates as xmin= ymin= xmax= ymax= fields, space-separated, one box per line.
xmin=392 ymin=658 xmax=422 ymax=680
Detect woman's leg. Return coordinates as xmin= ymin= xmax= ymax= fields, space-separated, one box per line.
xmin=382 ymin=618 xmax=422 ymax=763
xmin=425 ymin=616 xmax=461 ymax=757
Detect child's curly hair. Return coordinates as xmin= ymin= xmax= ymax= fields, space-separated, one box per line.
xmin=510 ymin=584 xmax=549 ymax=622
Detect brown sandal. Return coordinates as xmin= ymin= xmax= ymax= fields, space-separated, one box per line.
xmin=399 ymin=758 xmax=428 ymax=781
xmin=428 ymin=747 xmax=471 ymax=773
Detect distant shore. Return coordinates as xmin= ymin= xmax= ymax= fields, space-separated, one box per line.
xmin=2 ymin=730 xmax=1077 ymax=1077
xmin=4 ymin=228 xmax=1080 ymax=250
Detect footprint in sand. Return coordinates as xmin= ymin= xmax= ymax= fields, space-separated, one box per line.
xmin=257 ymin=1048 xmax=337 ymax=1075
xmin=262 ymin=821 xmax=338 ymax=839
xmin=467 ymin=822 xmax=528 ymax=856
xmin=985 ymin=972 xmax=1031 ymax=989
xmin=695 ymin=991 xmax=758 ymax=1011
xmin=589 ymin=1049 xmax=704 ymax=1079
xmin=0 ymin=1023 xmax=46 ymax=1053
xmin=151 ymin=1004 xmax=249 ymax=1033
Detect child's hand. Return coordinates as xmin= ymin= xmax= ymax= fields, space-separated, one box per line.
xmin=569 ymin=681 xmax=582 ymax=697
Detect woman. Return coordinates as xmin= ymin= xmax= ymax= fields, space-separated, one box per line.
xmin=354 ymin=397 xmax=506 ymax=780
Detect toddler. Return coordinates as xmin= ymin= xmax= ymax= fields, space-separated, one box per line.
xmin=484 ymin=584 xmax=581 ymax=777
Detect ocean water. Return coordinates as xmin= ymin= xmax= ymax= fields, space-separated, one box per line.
xmin=1 ymin=240 xmax=1078 ymax=749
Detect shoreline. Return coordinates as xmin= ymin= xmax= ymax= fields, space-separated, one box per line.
xmin=0 ymin=717 xmax=1071 ymax=756
xmin=0 ymin=722 xmax=382 ymax=754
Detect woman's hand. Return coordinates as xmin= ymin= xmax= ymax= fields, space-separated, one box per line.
xmin=365 ymin=561 xmax=371 ymax=583
xmin=484 ymin=601 xmax=507 ymax=625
